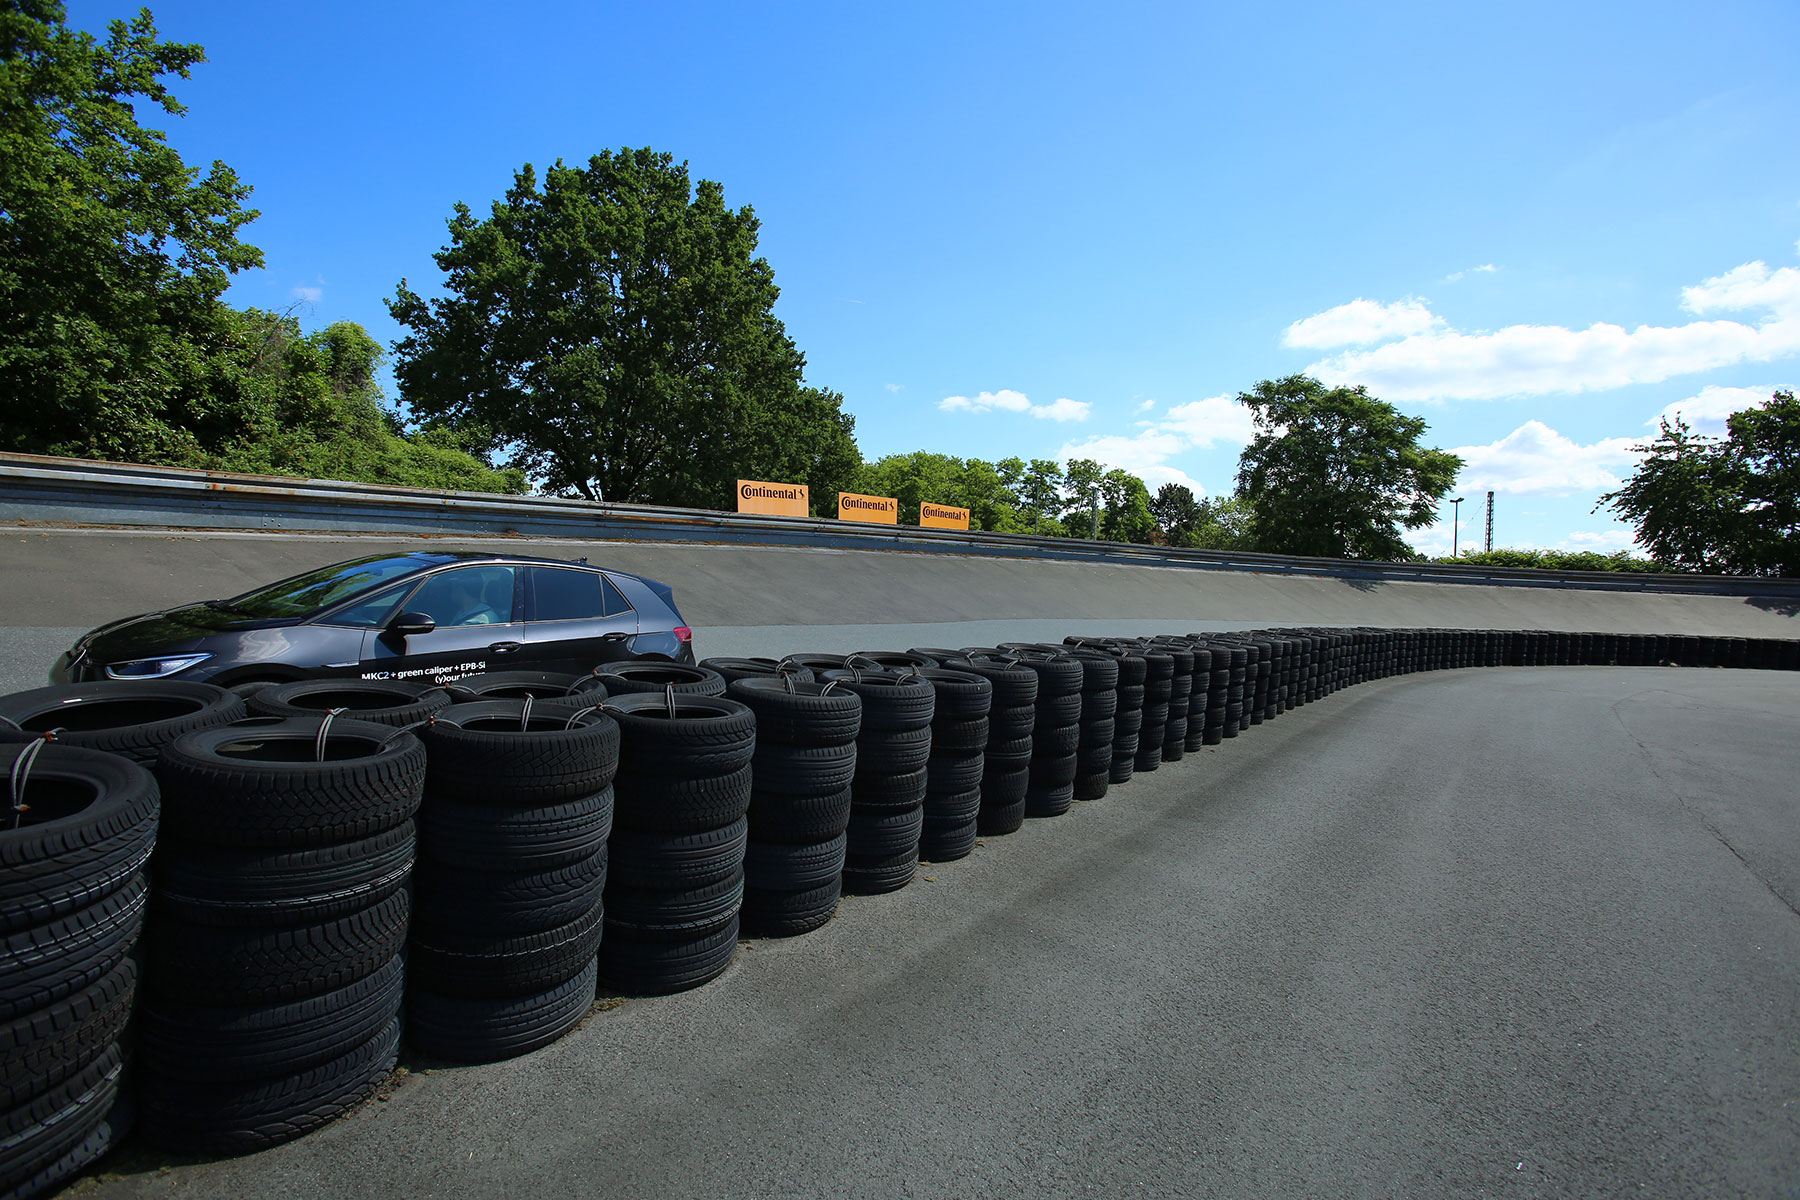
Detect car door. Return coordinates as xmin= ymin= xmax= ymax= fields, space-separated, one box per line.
xmin=519 ymin=565 xmax=640 ymax=674
xmin=357 ymin=564 xmax=525 ymax=684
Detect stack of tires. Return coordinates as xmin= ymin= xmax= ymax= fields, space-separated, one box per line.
xmin=1176 ymin=641 xmax=1213 ymax=750
xmin=730 ymin=678 xmax=859 ymax=936
xmin=823 ymin=669 xmax=934 ymax=894
xmin=1099 ymin=645 xmax=1147 ymax=782
xmin=247 ymin=678 xmax=451 ymax=727
xmin=600 ymin=694 xmax=755 ymax=993
xmin=997 ymin=647 xmax=1083 ymax=819
xmin=140 ymin=717 xmax=420 ymax=1152
xmin=409 ymin=700 xmax=618 ymax=1062
xmin=1218 ymin=643 xmax=1248 ymax=737
xmin=1187 ymin=639 xmax=1229 ymax=745
xmin=441 ymin=670 xmax=607 ymax=708
xmin=1133 ymin=645 xmax=1174 ymax=773
xmin=1064 ymin=649 xmax=1119 ymax=801
xmin=934 ymin=653 xmax=1035 ymax=837
xmin=701 ymin=658 xmax=815 ymax=686
xmin=1151 ymin=641 xmax=1193 ymax=763
xmin=915 ymin=667 xmax=992 ymax=860
xmin=1 ymin=744 xmax=155 ymax=1199
xmin=594 ymin=662 xmax=727 ymax=698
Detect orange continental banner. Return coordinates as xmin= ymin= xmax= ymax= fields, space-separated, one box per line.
xmin=736 ymin=479 xmax=809 ymax=517
xmin=837 ymin=491 xmax=899 ymax=524
xmin=919 ymin=502 xmax=970 ymax=530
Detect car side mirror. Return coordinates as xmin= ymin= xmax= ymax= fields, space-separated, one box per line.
xmin=385 ymin=611 xmax=436 ymax=638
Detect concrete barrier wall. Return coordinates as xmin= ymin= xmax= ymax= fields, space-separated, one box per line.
xmin=5 ymin=528 xmax=1794 ymax=636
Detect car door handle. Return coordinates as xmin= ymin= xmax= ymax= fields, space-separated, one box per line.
xmin=489 ymin=641 xmax=522 ymax=653
xmin=602 ymin=632 xmax=629 ymax=643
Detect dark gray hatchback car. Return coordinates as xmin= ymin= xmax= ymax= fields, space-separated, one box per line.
xmin=50 ymin=551 xmax=694 ymax=687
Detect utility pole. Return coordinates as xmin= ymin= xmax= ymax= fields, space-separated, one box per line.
xmin=1450 ymin=496 xmax=1464 ymax=558
xmin=1484 ymin=491 xmax=1494 ymax=554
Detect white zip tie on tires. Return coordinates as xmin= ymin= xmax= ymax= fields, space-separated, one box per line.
xmin=314 ymin=707 xmax=350 ymax=763
xmin=664 ymin=684 xmax=678 ymax=719
xmin=9 ymin=734 xmax=56 ymax=829
xmin=520 ymin=694 xmax=535 ymax=730
xmin=561 ymin=705 xmax=603 ymax=729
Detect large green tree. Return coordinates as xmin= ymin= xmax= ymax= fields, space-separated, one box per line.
xmin=0 ymin=0 xmax=264 ymax=462
xmin=1234 ymin=375 xmax=1461 ymax=560
xmin=389 ymin=147 xmax=856 ymax=507
xmin=1599 ymin=390 xmax=1798 ymax=576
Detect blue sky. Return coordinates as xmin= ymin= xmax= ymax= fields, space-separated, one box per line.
xmin=74 ymin=0 xmax=1800 ymax=554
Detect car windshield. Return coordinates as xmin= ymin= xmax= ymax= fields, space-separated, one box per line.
xmin=219 ymin=555 xmax=444 ymax=619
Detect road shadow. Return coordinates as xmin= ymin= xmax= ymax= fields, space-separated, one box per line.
xmin=1743 ymin=594 xmax=1800 ymax=618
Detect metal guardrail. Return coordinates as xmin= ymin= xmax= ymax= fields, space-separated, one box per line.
xmin=4 ymin=451 xmax=1797 ymax=600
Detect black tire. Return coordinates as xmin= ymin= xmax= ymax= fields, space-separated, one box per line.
xmin=612 ymin=764 xmax=753 ymax=834
xmin=923 ymin=786 xmax=982 ymax=825
xmin=605 ymin=873 xmax=744 ymax=941
xmin=841 ymin=851 xmax=916 ymax=895
xmin=740 ymin=879 xmax=840 ymax=938
xmin=0 ymin=681 xmax=244 ymax=764
xmin=980 ymin=765 xmax=1030 ymax=806
xmin=421 ymin=702 xmax=619 ymax=804
xmin=1 ymin=874 xmax=146 ymax=1022
xmin=439 ymin=670 xmax=606 ymax=704
xmin=413 ymin=846 xmax=607 ymax=936
xmin=140 ymin=954 xmax=404 ymax=1083
xmin=854 ymin=726 xmax=932 ymax=775
xmin=751 ymin=741 xmax=857 ymax=796
xmin=1032 ymin=724 xmax=1081 ymax=757
xmin=1 ymin=953 xmax=134 ymax=1111
xmin=409 ymin=903 xmax=606 ymax=999
xmin=726 ymin=679 xmax=860 ymax=745
xmin=420 ymin=787 xmax=613 ymax=870
xmin=984 ymin=734 xmax=1034 ymax=769
xmin=929 ymin=715 xmax=990 ymax=754
xmin=596 ymin=917 xmax=738 ymax=995
xmin=248 ymin=678 xmax=450 ymax=727
xmin=977 ymin=798 xmax=1027 ymax=835
xmin=607 ymin=819 xmax=747 ymax=889
xmin=1073 ymin=773 xmax=1110 ymax=801
xmin=0 ymin=1041 xmax=123 ymax=1196
xmin=701 ymin=658 xmax=816 ymax=686
xmin=990 ymin=705 xmax=1037 ymax=742
xmin=925 ymin=752 xmax=984 ymax=795
xmin=1033 ymin=693 xmax=1083 ymax=726
xmin=850 ymin=767 xmax=928 ymax=809
xmin=914 ymin=669 xmax=993 ymax=719
xmin=918 ymin=819 xmax=978 ymax=862
xmin=1025 ymin=782 xmax=1074 ymax=818
xmin=950 ymin=658 xmax=1039 ymax=709
xmin=743 ymin=834 xmax=846 ymax=891
xmin=147 ymin=888 xmax=409 ymax=1007
xmin=406 ymin=958 xmax=597 ymax=1064
xmin=1029 ymin=751 xmax=1079 ymax=787
xmin=0 ymin=746 xmax=158 ymax=934
xmin=138 ymin=1016 xmax=399 ymax=1155
xmin=592 ymin=661 xmax=726 ymax=697
xmin=154 ymin=821 xmax=415 ymax=927
xmin=1 ymin=1091 xmax=129 ymax=1200
xmin=746 ymin=786 xmax=853 ymax=845
xmin=610 ymin=694 xmax=757 ymax=777
xmin=156 ymin=718 xmax=425 ymax=849
xmin=816 ymin=671 xmax=935 ymax=732
xmin=846 ymin=804 xmax=924 ymax=859
xmin=845 ymin=650 xmax=938 ymax=672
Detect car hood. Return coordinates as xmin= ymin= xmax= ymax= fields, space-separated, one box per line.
xmin=77 ymin=602 xmax=300 ymax=662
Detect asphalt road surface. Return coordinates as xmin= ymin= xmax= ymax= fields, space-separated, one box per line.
xmin=66 ymin=666 xmax=1800 ymax=1200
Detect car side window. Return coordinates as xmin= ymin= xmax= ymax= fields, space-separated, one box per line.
xmin=318 ymin=582 xmax=415 ymax=629
xmin=529 ymin=567 xmax=633 ymax=622
xmin=405 ymin=566 xmax=518 ymax=628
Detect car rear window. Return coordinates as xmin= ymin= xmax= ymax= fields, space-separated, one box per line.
xmin=223 ymin=555 xmax=437 ymax=619
xmin=529 ymin=567 xmax=632 ymax=622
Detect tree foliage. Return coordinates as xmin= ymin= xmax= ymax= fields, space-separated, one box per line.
xmin=1431 ymin=548 xmax=1666 ymax=574
xmin=1150 ymin=484 xmax=1254 ymax=550
xmin=1599 ymin=390 xmax=1799 ymax=576
xmin=0 ymin=0 xmax=264 ymax=462
xmin=389 ymin=147 xmax=857 ymax=508
xmin=1234 ymin=375 xmax=1462 ymax=560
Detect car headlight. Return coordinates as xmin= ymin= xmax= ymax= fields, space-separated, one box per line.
xmin=103 ymin=653 xmax=212 ymax=680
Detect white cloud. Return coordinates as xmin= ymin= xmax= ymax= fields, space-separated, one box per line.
xmin=1282 ymin=297 xmax=1443 ymax=349
xmin=939 ymin=389 xmax=1090 ymax=422
xmin=884 ymin=383 xmax=903 ymax=393
xmin=1136 ymin=399 xmax=1156 ymax=414
xmin=1299 ymin=250 xmax=1800 ymax=402
xmin=292 ymin=285 xmax=323 ymax=303
xmin=1651 ymin=384 xmax=1780 ymax=436
xmin=1447 ymin=264 xmax=1499 ymax=282
xmin=1559 ymin=529 xmax=1639 ymax=553
xmin=1057 ymin=430 xmax=1204 ymax=495
xmin=1156 ymin=393 xmax=1258 ymax=449
xmin=1451 ymin=420 xmax=1641 ymax=495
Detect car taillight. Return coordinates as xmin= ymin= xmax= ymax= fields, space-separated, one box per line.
xmin=674 ymin=626 xmax=692 ymax=644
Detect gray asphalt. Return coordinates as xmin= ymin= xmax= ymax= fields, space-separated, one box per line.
xmin=69 ymin=666 xmax=1800 ymax=1200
